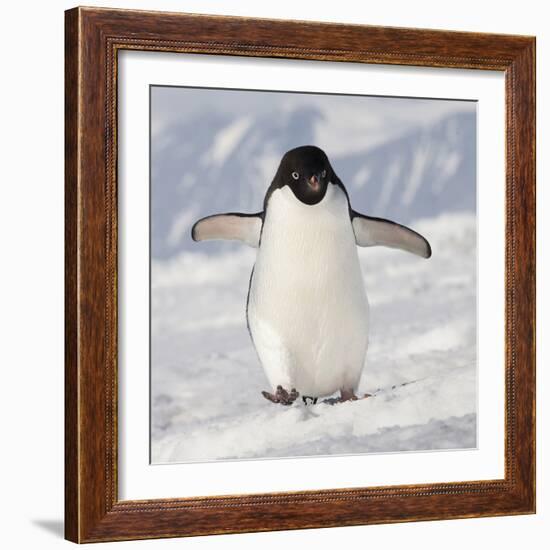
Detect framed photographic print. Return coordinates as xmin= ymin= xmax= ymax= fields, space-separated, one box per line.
xmin=65 ymin=6 xmax=536 ymax=543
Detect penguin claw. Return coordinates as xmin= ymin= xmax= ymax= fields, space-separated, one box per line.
xmin=261 ymin=390 xmax=280 ymax=403
xmin=262 ymin=385 xmax=299 ymax=405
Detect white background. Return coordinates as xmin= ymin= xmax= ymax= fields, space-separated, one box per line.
xmin=0 ymin=1 xmax=546 ymax=549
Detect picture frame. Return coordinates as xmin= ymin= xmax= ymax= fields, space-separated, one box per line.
xmin=64 ymin=6 xmax=536 ymax=543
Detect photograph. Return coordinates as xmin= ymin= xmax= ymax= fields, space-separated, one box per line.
xmin=54 ymin=0 xmax=536 ymax=549
xmin=149 ymin=85 xmax=478 ymax=464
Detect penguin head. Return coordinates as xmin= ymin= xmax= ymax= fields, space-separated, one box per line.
xmin=272 ymin=145 xmax=334 ymax=205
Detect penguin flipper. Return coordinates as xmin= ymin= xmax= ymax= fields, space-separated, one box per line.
xmin=191 ymin=212 xmax=263 ymax=248
xmin=351 ymin=211 xmax=431 ymax=258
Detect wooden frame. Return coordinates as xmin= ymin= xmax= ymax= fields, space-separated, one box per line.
xmin=65 ymin=6 xmax=536 ymax=543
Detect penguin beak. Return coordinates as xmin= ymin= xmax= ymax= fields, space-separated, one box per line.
xmin=308 ymin=174 xmax=320 ymax=192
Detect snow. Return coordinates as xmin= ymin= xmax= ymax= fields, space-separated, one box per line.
xmin=402 ymin=139 xmax=432 ymax=206
xmin=375 ymin=159 xmax=402 ymax=212
xmin=151 ymin=210 xmax=477 ymax=463
xmin=201 ymin=116 xmax=252 ymax=166
xmin=152 ymin=85 xmax=475 ymax=159
xmin=351 ymin=165 xmax=371 ymax=188
xmin=166 ymin=207 xmax=198 ymax=249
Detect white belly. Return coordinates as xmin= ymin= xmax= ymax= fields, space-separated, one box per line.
xmin=247 ymin=184 xmax=369 ymax=397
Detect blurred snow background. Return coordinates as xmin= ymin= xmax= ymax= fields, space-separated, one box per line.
xmin=150 ymin=86 xmax=477 ymax=463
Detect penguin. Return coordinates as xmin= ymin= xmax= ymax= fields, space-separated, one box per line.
xmin=191 ymin=145 xmax=431 ymax=406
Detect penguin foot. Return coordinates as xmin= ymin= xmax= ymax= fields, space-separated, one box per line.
xmin=302 ymin=396 xmax=318 ymax=406
xmin=323 ymin=389 xmax=358 ymax=404
xmin=340 ymin=389 xmax=359 ymax=402
xmin=262 ymin=385 xmax=299 ymax=406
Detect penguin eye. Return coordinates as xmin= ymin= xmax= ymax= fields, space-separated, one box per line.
xmin=321 ymin=169 xmax=327 ymax=178
xmin=291 ymin=171 xmax=299 ymax=180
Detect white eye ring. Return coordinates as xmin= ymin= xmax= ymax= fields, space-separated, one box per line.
xmin=321 ymin=169 xmax=327 ymax=178
xmin=291 ymin=172 xmax=299 ymax=180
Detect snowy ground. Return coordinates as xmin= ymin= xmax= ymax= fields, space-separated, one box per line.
xmin=151 ymin=211 xmax=477 ymax=463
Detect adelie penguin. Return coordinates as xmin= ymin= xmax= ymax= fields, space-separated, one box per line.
xmin=192 ymin=145 xmax=431 ymax=406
